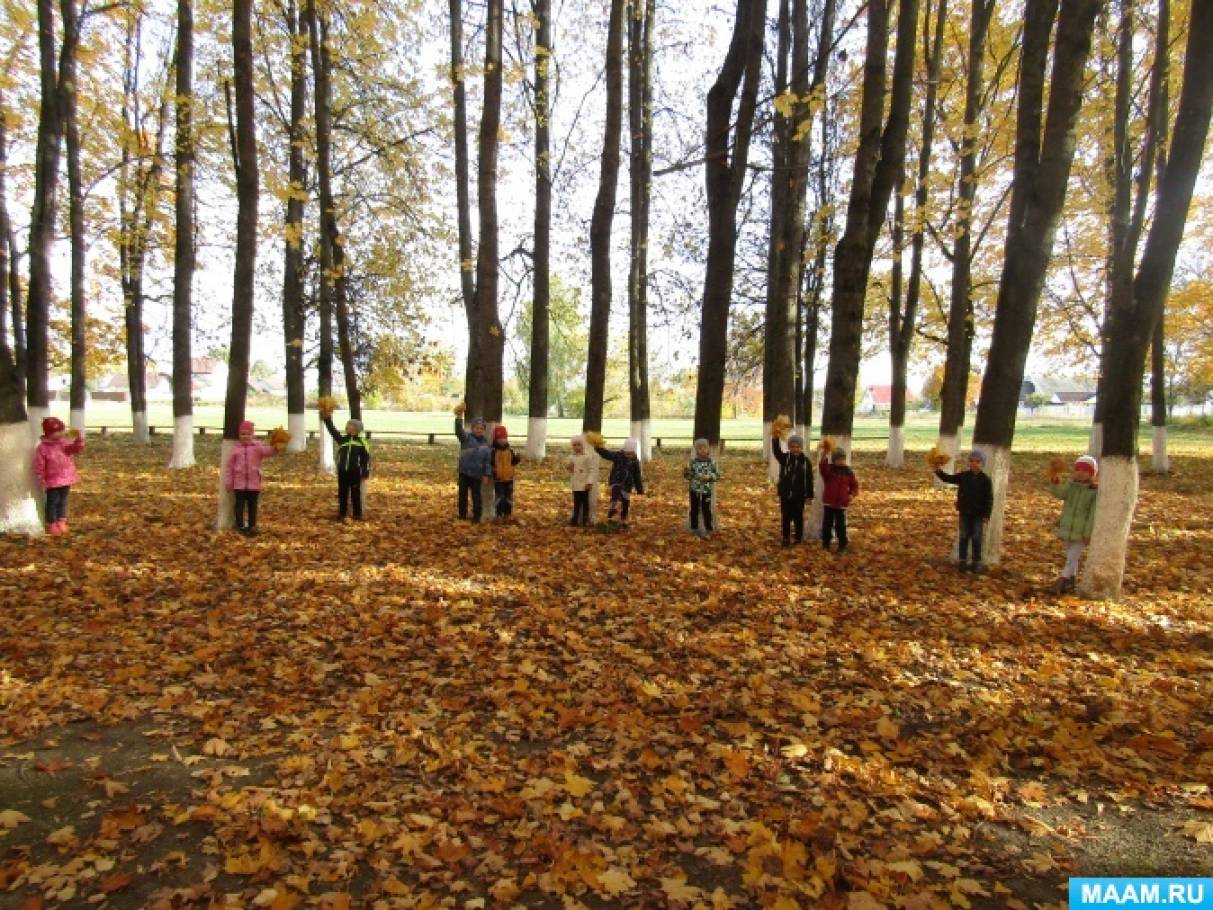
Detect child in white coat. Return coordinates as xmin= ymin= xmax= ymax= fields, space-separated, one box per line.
xmin=567 ymin=435 xmax=599 ymax=527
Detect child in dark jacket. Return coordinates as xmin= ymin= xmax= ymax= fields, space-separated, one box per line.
xmin=322 ymin=412 xmax=371 ymax=520
xmin=453 ymin=404 xmax=492 ymax=521
xmin=772 ymin=432 xmax=813 ymax=545
xmin=34 ymin=417 xmax=85 ymax=536
xmin=490 ymin=425 xmax=522 ymax=522
xmin=934 ymin=450 xmax=994 ymax=572
xmin=819 ymin=445 xmax=859 ymax=552
xmin=595 ymin=438 xmax=645 ymax=528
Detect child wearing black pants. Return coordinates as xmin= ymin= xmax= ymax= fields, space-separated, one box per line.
xmin=772 ymin=432 xmax=813 ymax=545
xmin=323 ymin=413 xmax=371 ymax=520
xmin=819 ymin=446 xmax=859 ymax=552
xmin=684 ymin=438 xmax=720 ymax=538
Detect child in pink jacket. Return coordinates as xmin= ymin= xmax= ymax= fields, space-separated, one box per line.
xmin=223 ymin=420 xmax=279 ymax=535
xmin=34 ymin=416 xmax=85 ymax=536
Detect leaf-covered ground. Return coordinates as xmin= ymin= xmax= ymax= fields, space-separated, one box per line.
xmin=2 ymin=436 xmax=1212 ymax=909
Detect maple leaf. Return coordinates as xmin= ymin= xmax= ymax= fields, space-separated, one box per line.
xmin=661 ymin=877 xmax=703 ymax=903
xmin=564 ymin=769 xmax=594 ymax=797
xmin=598 ymin=867 xmax=635 ymax=896
xmin=0 ymin=809 xmax=30 ymax=829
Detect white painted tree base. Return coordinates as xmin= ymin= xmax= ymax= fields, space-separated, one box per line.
xmin=28 ymin=406 xmax=48 ymax=442
xmin=70 ymin=408 xmax=86 ymax=435
xmin=807 ymin=433 xmax=849 ymax=537
xmin=318 ymin=423 xmax=335 ymax=474
xmin=1087 ymin=422 xmax=1103 ymax=458
xmin=1151 ymin=426 xmax=1169 ymax=474
xmin=0 ymin=421 xmax=43 ymax=535
xmin=971 ymin=442 xmax=1010 ymax=566
xmin=216 ymin=439 xmax=237 ymax=529
xmin=287 ymin=412 xmax=307 ymax=454
xmin=526 ymin=416 xmax=547 ymax=461
xmin=932 ymin=431 xmax=963 ymax=487
xmin=631 ymin=419 xmax=653 ymax=462
xmin=1080 ymin=456 xmax=1137 ymax=600
xmin=762 ymin=422 xmax=779 ymax=483
xmin=132 ymin=410 xmax=150 ymax=445
xmin=168 ymin=415 xmax=196 ymax=468
xmin=885 ymin=425 xmax=905 ymax=468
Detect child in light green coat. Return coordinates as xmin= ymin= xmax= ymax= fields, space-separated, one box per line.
xmin=1048 ymin=455 xmax=1099 ymax=593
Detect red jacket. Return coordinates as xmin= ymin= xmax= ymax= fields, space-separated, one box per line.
xmin=34 ymin=435 xmax=85 ymax=488
xmin=224 ymin=441 xmax=278 ymax=492
xmin=819 ymin=456 xmax=859 ymax=508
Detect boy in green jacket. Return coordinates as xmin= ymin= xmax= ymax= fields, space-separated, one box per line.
xmin=1048 ymin=455 xmax=1098 ymax=593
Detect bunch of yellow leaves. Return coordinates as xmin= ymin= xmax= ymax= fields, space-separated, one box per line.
xmin=1048 ymin=456 xmax=1068 ymax=484
xmin=318 ymin=396 xmax=338 ymax=418
xmin=819 ymin=435 xmax=835 ymax=455
xmin=584 ymin=431 xmax=605 ymax=448
xmin=269 ymin=427 xmax=291 ymax=450
xmin=925 ymin=446 xmax=950 ymax=468
xmin=771 ymin=414 xmax=792 ymax=440
xmin=453 ymin=401 xmax=466 ymax=416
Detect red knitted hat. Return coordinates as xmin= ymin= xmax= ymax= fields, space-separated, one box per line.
xmin=42 ymin=417 xmax=65 ymax=436
xmin=492 ymin=425 xmax=508 ymax=440
xmin=238 ymin=420 xmax=255 ymax=434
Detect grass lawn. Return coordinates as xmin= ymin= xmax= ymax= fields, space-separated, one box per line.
xmin=74 ymin=400 xmax=1209 ymax=454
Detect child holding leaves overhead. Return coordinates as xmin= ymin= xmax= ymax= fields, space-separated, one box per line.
xmin=929 ymin=448 xmax=994 ymax=573
xmin=321 ymin=399 xmax=371 ymax=521
xmin=771 ymin=420 xmax=813 ymax=546
xmin=819 ymin=438 xmax=859 ymax=552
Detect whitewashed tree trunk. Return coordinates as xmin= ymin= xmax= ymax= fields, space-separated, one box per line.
xmin=1087 ymin=421 xmax=1102 ymax=458
xmin=1080 ymin=455 xmax=1137 ymax=599
xmin=761 ymin=421 xmax=779 ymax=482
xmin=807 ymin=433 xmax=849 ymax=537
xmin=216 ymin=439 xmax=236 ymax=529
xmin=360 ymin=476 xmax=369 ymax=516
xmin=969 ymin=442 xmax=1010 ymax=565
xmin=318 ymin=417 xmax=334 ymax=473
xmin=286 ymin=411 xmax=307 ymax=453
xmin=1151 ymin=425 xmax=1168 ymax=474
xmin=70 ymin=408 xmax=85 ymax=435
xmin=28 ymin=406 xmax=49 ymax=443
xmin=526 ymin=416 xmax=547 ymax=460
xmin=132 ymin=410 xmax=150 ymax=445
xmin=0 ymin=421 xmax=43 ymax=535
xmin=168 ymin=414 xmax=196 ymax=468
xmin=885 ymin=425 xmax=906 ymax=468
xmin=932 ymin=430 xmax=963 ymax=488
xmin=631 ymin=419 xmax=652 ymax=462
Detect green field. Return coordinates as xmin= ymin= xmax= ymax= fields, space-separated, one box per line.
xmin=73 ymin=400 xmax=1209 ymax=454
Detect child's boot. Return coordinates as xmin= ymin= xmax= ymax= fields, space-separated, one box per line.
xmin=58 ymin=520 xmax=69 ymax=535
xmin=47 ymin=521 xmax=63 ymax=536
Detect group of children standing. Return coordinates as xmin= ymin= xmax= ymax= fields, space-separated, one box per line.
xmin=31 ymin=407 xmax=1104 ymax=591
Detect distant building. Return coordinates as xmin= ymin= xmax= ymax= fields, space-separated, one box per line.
xmin=860 ymin=384 xmax=918 ymax=415
xmin=1020 ymin=375 xmax=1098 ymax=416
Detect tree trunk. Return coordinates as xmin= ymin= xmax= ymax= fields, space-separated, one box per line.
xmin=1150 ymin=313 xmax=1167 ymax=473
xmin=627 ymin=0 xmax=655 ymax=460
xmin=888 ymin=0 xmax=945 ymax=468
xmin=887 ymin=180 xmax=906 ymax=466
xmin=936 ymin=0 xmax=992 ymax=474
xmin=61 ymin=0 xmax=85 ymax=434
xmin=309 ymin=8 xmax=359 ymax=421
xmin=218 ymin=0 xmax=259 ymax=529
xmin=583 ymin=0 xmax=625 ymax=433
xmin=474 ymin=0 xmax=504 ymax=424
xmin=302 ymin=2 xmax=333 ymax=473
xmin=280 ymin=0 xmax=307 ymax=454
xmin=971 ymin=0 xmax=1101 ymax=564
xmin=119 ymin=14 xmax=167 ymax=447
xmin=170 ymin=0 xmax=197 ymax=468
xmin=0 ymin=87 xmax=38 ymax=535
xmin=450 ymin=0 xmax=479 ymax=416
xmin=820 ymin=0 xmax=918 ymax=441
xmin=764 ymin=0 xmax=812 ymax=472
xmin=1083 ymin=0 xmax=1211 ymax=599
xmin=527 ymin=0 xmax=552 ymax=460
xmin=692 ymin=0 xmax=767 ymax=446
xmin=27 ymin=0 xmax=67 ymax=429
